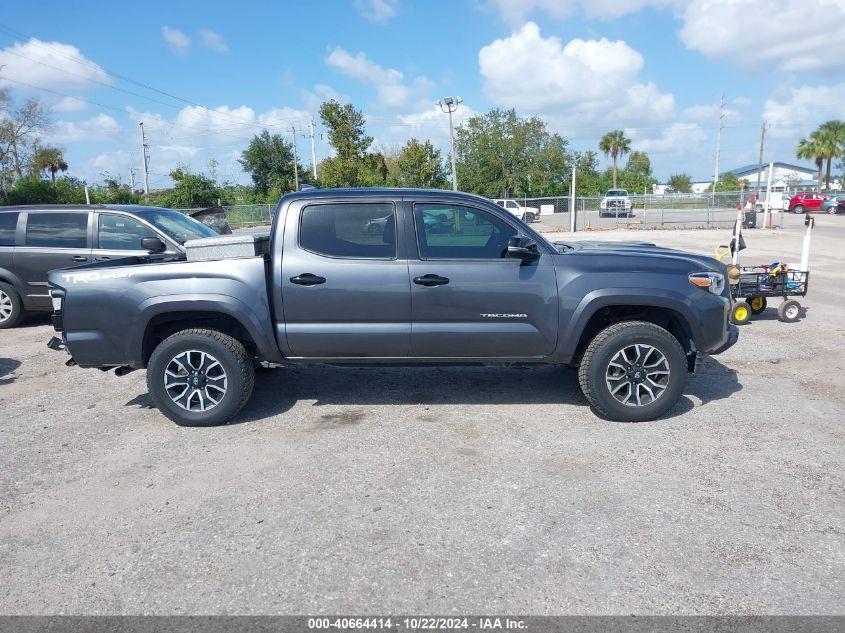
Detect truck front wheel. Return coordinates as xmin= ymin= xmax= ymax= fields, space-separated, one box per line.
xmin=578 ymin=321 xmax=687 ymax=422
xmin=147 ymin=328 xmax=255 ymax=426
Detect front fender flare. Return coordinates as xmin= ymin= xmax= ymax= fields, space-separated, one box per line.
xmin=559 ymin=287 xmax=699 ymax=361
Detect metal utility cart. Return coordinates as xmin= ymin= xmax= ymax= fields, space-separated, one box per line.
xmin=717 ymin=213 xmax=814 ymax=325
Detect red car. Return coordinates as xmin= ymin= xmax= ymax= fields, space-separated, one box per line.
xmin=788 ymin=192 xmax=828 ymax=213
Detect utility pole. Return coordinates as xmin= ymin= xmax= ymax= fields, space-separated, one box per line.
xmin=128 ymin=168 xmax=136 ymax=191
xmin=291 ymin=125 xmax=299 ymax=191
xmin=308 ymin=117 xmax=318 ymax=180
xmin=755 ymin=122 xmax=767 ymax=198
xmin=436 ymin=96 xmax=462 ymax=191
xmin=713 ymin=94 xmax=726 ymax=188
xmin=139 ymin=122 xmax=150 ymax=195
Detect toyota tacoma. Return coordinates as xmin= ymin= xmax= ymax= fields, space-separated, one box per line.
xmin=47 ymin=188 xmax=738 ymax=426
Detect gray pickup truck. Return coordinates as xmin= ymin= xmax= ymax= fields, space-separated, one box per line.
xmin=47 ymin=188 xmax=737 ymax=426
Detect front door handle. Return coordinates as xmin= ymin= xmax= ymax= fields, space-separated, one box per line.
xmin=95 ymin=256 xmax=111 ymax=261
xmin=71 ymin=256 xmax=88 ymax=262
xmin=290 ymin=273 xmax=326 ymax=286
xmin=413 ymin=274 xmax=450 ymax=287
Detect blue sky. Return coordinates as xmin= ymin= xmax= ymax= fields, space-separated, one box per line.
xmin=2 ymin=0 xmax=844 ymax=189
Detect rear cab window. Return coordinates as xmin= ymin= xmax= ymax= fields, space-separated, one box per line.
xmin=299 ymin=202 xmax=396 ymax=259
xmin=0 ymin=213 xmax=18 ymax=247
xmin=25 ymin=212 xmax=89 ymax=248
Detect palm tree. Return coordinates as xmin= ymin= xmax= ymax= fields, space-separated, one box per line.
xmin=33 ymin=146 xmax=68 ymax=186
xmin=816 ymin=120 xmax=845 ymax=190
xmin=796 ymin=135 xmax=824 ymax=189
xmin=599 ymin=130 xmax=631 ymax=188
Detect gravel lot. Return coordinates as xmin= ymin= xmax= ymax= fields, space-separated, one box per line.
xmin=1 ymin=213 xmax=843 ymax=615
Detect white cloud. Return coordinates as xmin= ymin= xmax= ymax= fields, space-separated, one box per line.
xmin=732 ymin=96 xmax=752 ymax=107
xmin=630 ymin=122 xmax=706 ymax=154
xmin=326 ymin=47 xmax=433 ymax=110
xmin=54 ymin=96 xmax=87 ymax=112
xmin=127 ymin=104 xmax=311 ymax=142
xmin=200 ymin=29 xmax=228 ymax=53
xmin=48 ymin=113 xmax=121 ymax=143
xmin=0 ymin=38 xmax=110 ymax=92
xmin=354 ymin=0 xmax=398 ymax=22
xmin=87 ymin=150 xmax=133 ymax=178
xmin=486 ymin=0 xmax=682 ymax=24
xmin=478 ymin=22 xmax=675 ymax=125
xmin=161 ymin=26 xmax=190 ymax=55
xmin=679 ymin=0 xmax=845 ymax=72
xmin=762 ymin=83 xmax=845 ymax=139
xmin=682 ymin=102 xmax=740 ymax=123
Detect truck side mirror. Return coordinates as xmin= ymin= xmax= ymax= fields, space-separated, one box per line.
xmin=506 ymin=236 xmax=540 ymax=264
xmin=141 ymin=237 xmax=166 ymax=253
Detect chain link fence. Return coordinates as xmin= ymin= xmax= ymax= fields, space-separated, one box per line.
xmin=190 ymin=191 xmax=774 ymax=232
xmin=520 ymin=191 xmax=777 ymax=232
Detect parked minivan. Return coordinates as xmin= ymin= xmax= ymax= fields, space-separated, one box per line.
xmin=0 ymin=205 xmax=217 ymax=328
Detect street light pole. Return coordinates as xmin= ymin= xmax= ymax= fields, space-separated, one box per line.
xmin=436 ymin=96 xmax=462 ymax=191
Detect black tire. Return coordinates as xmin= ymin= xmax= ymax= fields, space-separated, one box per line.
xmin=525 ymin=212 xmax=536 ymax=223
xmin=778 ymin=299 xmax=801 ymax=323
xmin=147 ymin=328 xmax=255 ymax=426
xmin=0 ymin=282 xmax=25 ymax=329
xmin=578 ymin=321 xmax=687 ymax=422
xmin=749 ymin=296 xmax=767 ymax=315
xmin=730 ymin=301 xmax=752 ymax=325
xmin=793 ymin=205 xmax=804 ymax=214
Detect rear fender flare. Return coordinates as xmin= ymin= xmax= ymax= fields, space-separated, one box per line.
xmin=133 ymin=294 xmax=284 ymax=364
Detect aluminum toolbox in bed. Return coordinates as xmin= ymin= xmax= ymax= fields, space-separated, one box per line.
xmin=184 ymin=233 xmax=270 ymax=262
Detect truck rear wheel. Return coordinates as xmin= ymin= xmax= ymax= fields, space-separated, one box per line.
xmin=578 ymin=321 xmax=687 ymax=422
xmin=147 ymin=328 xmax=255 ymax=426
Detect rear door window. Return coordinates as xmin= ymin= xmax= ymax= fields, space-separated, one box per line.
xmin=25 ymin=212 xmax=88 ymax=248
xmin=98 ymin=214 xmax=159 ymax=250
xmin=0 ymin=213 xmax=18 ymax=247
xmin=299 ymin=203 xmax=396 ymax=259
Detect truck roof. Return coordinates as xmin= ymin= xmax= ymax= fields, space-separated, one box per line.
xmin=279 ymin=187 xmax=493 ymax=205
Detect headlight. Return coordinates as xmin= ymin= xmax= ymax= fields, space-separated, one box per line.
xmin=689 ymin=272 xmax=725 ymax=295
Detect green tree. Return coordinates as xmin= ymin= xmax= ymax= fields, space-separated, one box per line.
xmin=32 ymin=146 xmax=68 ymax=185
xmin=624 ymin=151 xmax=651 ymax=176
xmin=158 ymin=167 xmax=224 ymax=208
xmin=395 ymin=138 xmax=447 ymax=188
xmin=667 ymin=173 xmax=692 ymax=193
xmin=796 ymin=134 xmax=825 ymax=188
xmin=599 ymin=130 xmax=631 ymax=188
xmin=708 ymin=172 xmax=739 ymax=193
xmin=317 ymin=100 xmax=373 ymax=187
xmin=816 ymin=120 xmax=845 ymax=190
xmin=455 ymin=108 xmax=572 ymax=197
xmin=239 ymin=130 xmax=298 ymax=196
xmin=618 ymin=150 xmax=655 ymax=193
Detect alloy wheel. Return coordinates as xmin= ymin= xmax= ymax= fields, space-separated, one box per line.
xmin=0 ymin=290 xmax=13 ymax=323
xmin=163 ymin=350 xmax=228 ymax=412
xmin=605 ymin=343 xmax=671 ymax=407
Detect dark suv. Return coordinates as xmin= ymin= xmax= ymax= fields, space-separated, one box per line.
xmin=0 ymin=205 xmax=216 ymax=328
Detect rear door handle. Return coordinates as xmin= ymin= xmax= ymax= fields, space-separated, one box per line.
xmin=95 ymin=256 xmax=111 ymax=261
xmin=71 ymin=256 xmax=88 ymax=262
xmin=413 ymin=274 xmax=450 ymax=287
xmin=290 ymin=273 xmax=326 ymax=286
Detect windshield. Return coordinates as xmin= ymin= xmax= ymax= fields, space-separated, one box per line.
xmin=134 ymin=209 xmax=217 ymax=244
xmin=606 ymin=190 xmax=627 ymax=196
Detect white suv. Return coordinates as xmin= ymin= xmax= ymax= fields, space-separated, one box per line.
xmin=599 ymin=189 xmax=633 ymax=217
xmin=493 ymin=199 xmax=540 ymax=223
